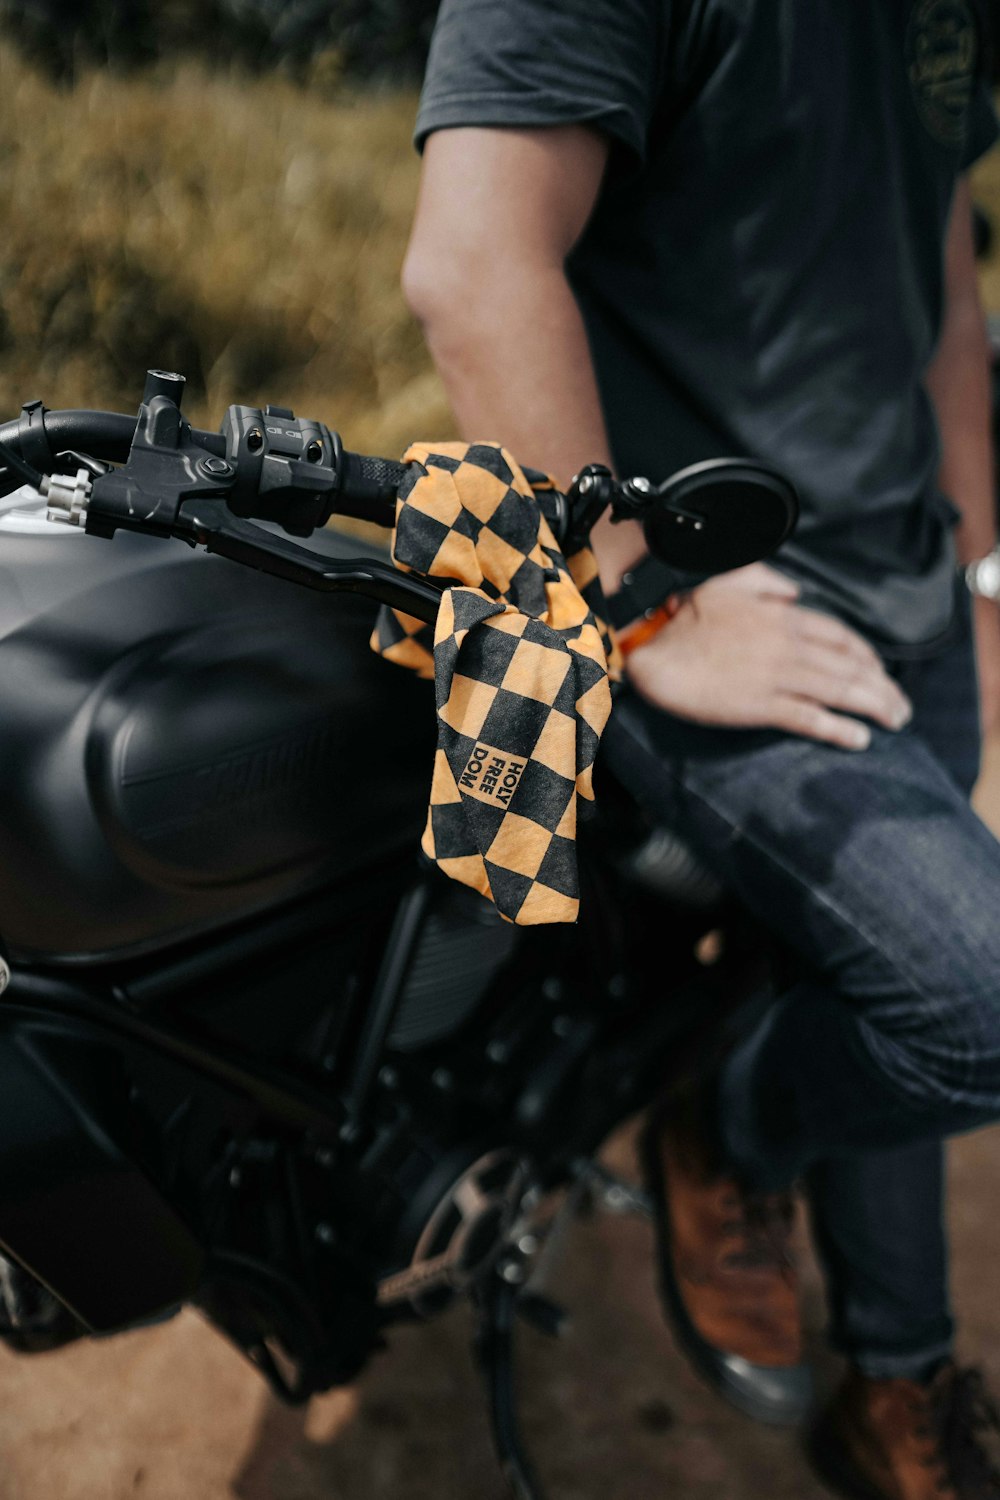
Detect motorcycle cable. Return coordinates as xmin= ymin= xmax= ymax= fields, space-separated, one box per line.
xmin=0 ymin=437 xmax=44 ymax=496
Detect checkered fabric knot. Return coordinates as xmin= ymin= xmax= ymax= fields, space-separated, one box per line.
xmin=371 ymin=441 xmax=620 ymax=925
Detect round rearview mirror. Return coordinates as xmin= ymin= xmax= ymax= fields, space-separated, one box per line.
xmin=641 ymin=458 xmax=798 ymax=576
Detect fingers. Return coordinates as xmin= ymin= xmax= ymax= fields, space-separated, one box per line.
xmin=793 ymin=606 xmax=882 ymax=667
xmin=789 ymin=609 xmax=913 ymax=731
xmin=788 ymin=659 xmax=912 ymax=731
xmin=773 ymin=696 xmax=873 ymax=751
xmin=635 ymin=577 xmax=913 ymax=751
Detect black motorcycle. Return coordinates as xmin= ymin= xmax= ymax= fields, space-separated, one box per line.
xmin=0 ymin=372 xmax=796 ymax=1499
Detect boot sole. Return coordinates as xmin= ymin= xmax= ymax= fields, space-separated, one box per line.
xmin=640 ymin=1117 xmax=814 ymax=1428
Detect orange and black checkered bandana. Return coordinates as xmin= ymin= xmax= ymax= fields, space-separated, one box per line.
xmin=371 ymin=441 xmax=619 ymax=925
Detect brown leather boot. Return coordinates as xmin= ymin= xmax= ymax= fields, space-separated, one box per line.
xmin=809 ymin=1363 xmax=1000 ymax=1500
xmin=641 ymin=1096 xmax=812 ymax=1425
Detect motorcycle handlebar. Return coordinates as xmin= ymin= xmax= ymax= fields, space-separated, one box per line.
xmin=0 ymin=405 xmax=406 ymax=529
xmin=0 ymin=408 xmax=227 ymax=467
xmin=0 ymin=405 xmax=557 ymax=540
xmin=3 ymin=398 xmax=796 ymax=587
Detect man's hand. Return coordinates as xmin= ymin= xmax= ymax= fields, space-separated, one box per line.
xmin=624 ymin=563 xmax=912 ymax=751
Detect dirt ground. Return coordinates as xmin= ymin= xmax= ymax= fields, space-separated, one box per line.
xmin=0 ymin=743 xmax=999 ymax=1500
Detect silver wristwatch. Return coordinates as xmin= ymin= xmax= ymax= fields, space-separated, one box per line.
xmin=965 ymin=546 xmax=1000 ymax=602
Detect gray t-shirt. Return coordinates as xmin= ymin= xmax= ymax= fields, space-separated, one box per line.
xmin=416 ymin=0 xmax=999 ymax=651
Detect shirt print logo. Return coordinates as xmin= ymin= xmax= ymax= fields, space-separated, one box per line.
xmin=907 ymin=0 xmax=978 ymax=148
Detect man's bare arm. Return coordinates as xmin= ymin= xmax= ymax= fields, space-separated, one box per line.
xmin=403 ymin=124 xmax=647 ymax=591
xmin=925 ymin=177 xmax=1000 ymax=732
xmin=405 ymin=124 xmax=910 ymax=749
xmin=927 ymin=178 xmax=995 ymax=565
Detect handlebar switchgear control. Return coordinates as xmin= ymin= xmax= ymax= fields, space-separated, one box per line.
xmin=221 ymin=404 xmax=343 ymax=537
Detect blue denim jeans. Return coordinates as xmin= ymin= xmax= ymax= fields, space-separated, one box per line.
xmin=605 ymin=595 xmax=989 ymax=1376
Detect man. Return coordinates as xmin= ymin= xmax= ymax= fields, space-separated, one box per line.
xmin=402 ymin=3 xmax=1000 ymax=1495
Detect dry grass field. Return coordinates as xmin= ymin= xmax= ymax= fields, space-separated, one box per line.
xmin=2 ymin=45 xmax=999 ymax=458
xmin=0 ymin=49 xmax=448 ymax=455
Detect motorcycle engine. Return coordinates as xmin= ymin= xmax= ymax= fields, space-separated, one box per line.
xmin=388 ymin=887 xmax=517 ymax=1051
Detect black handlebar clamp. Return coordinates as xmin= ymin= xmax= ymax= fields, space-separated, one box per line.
xmin=221 ymin=404 xmax=343 ymax=537
xmin=86 ymin=393 xmax=233 ymax=541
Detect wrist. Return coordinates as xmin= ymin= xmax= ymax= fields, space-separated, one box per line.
xmin=616 ymin=597 xmax=682 ymax=660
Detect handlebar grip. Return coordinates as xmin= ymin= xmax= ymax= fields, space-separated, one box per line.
xmin=335 ymin=450 xmax=408 ymax=527
xmin=335 ymin=449 xmax=571 ymax=546
xmin=355 ymin=453 xmax=409 ymax=496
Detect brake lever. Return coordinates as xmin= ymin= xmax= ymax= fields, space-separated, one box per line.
xmin=49 ymin=467 xmax=444 ymax=621
xmin=41 ymin=388 xmax=445 ymax=623
xmin=177 ymin=499 xmax=443 ymax=623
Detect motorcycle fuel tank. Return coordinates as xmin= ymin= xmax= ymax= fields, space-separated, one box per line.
xmin=0 ymin=488 xmax=436 ymax=965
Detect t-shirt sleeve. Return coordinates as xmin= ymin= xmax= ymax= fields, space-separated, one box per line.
xmin=961 ymin=79 xmax=999 ymax=169
xmin=961 ymin=4 xmax=999 ymax=173
xmin=414 ymin=0 xmax=664 ymax=163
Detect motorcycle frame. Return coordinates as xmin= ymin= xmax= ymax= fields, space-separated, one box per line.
xmin=0 ymin=385 xmax=782 ymax=1491
xmin=0 ymin=829 xmax=737 ymax=1354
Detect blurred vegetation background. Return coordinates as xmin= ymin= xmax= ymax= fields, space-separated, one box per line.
xmin=0 ymin=8 xmax=997 ymax=465
xmin=0 ymin=9 xmax=450 ymax=459
xmin=2 ymin=0 xmax=439 ymax=83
